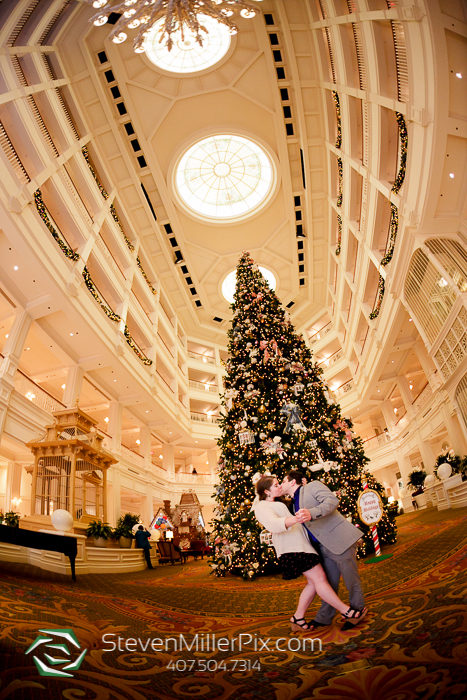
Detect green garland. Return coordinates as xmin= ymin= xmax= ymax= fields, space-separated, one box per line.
xmin=332 ymin=91 xmax=342 ymax=149
xmin=82 ymin=267 xmax=152 ymax=364
xmin=380 ymin=204 xmax=398 ymax=267
xmin=34 ymin=190 xmax=80 ymax=261
xmin=392 ymin=113 xmax=408 ymax=194
xmin=136 ymin=256 xmax=157 ymax=295
xmin=336 ymin=213 xmax=342 ymax=256
xmin=369 ymin=275 xmax=385 ymax=320
xmin=82 ymin=266 xmax=121 ymax=322
xmin=337 ymin=157 xmax=343 ymax=207
xmin=82 ymin=145 xmax=109 ymax=200
xmin=110 ymin=203 xmax=135 ymax=252
xmin=123 ymin=324 xmax=152 ymax=365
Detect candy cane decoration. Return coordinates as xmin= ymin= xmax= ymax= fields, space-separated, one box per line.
xmin=362 ymin=480 xmax=381 ymax=557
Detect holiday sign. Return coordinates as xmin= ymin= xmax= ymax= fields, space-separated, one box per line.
xmin=357 ymin=489 xmax=383 ymax=525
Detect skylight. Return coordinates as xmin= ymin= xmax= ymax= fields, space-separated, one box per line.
xmin=144 ymin=15 xmax=231 ymax=74
xmin=175 ymin=135 xmax=274 ymax=221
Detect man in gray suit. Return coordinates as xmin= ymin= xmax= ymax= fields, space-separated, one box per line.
xmin=281 ymin=470 xmax=366 ymax=631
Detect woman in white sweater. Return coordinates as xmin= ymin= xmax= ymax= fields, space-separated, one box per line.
xmin=254 ymin=476 xmax=367 ymax=632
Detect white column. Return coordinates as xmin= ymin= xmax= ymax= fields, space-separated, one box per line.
xmin=413 ymin=340 xmax=441 ymax=390
xmin=0 ymin=312 xmax=32 ymax=440
xmin=381 ymin=400 xmax=397 ymax=430
xmin=108 ymin=401 xmax=122 ymax=452
xmin=414 ymin=433 xmax=436 ymax=474
xmin=5 ymin=461 xmax=23 ymax=512
xmin=397 ymin=377 xmax=415 ymax=417
xmin=112 ymin=467 xmax=121 ymax=525
xmin=62 ymin=366 xmax=84 ymax=408
xmin=395 ymin=450 xmax=412 ymax=490
xmin=162 ymin=444 xmax=175 ymax=481
xmin=440 ymin=403 xmax=467 ymax=455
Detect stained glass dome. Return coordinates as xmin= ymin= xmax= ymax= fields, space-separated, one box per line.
xmin=175 ymin=135 xmax=274 ymax=221
xmin=143 ymin=15 xmax=231 ymax=74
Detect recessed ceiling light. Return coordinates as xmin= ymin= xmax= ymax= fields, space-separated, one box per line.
xmin=136 ymin=439 xmax=141 ymax=445
xmin=61 ymin=384 xmax=66 ymax=389
xmin=456 ymin=72 xmax=462 ymax=78
xmin=114 ymin=379 xmax=117 ymax=382
xmin=394 ymin=408 xmax=398 ymax=413
xmin=159 ymin=454 xmax=163 ymax=459
xmin=391 ymin=360 xmax=394 ymax=363
xmin=377 ymin=390 xmax=380 ymax=392
xmin=409 ymin=318 xmax=412 ymax=322
xmin=146 ymin=410 xmax=149 ymax=413
xmin=449 ymin=172 xmax=455 ymax=178
xmin=206 ymin=461 xmax=209 ymax=464
xmin=13 ymin=266 xmax=18 ymax=271
xmin=104 ymin=417 xmax=109 ymax=422
xmin=70 ymin=333 xmax=73 ymax=336
xmin=5 ymin=334 xmax=8 ymax=338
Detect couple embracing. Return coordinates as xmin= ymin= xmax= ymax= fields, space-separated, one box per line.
xmin=254 ymin=471 xmax=367 ymax=632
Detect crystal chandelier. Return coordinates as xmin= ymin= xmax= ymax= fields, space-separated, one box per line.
xmin=83 ymin=0 xmax=263 ymax=52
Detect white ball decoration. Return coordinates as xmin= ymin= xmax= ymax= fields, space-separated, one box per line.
xmin=437 ymin=463 xmax=452 ymax=480
xmin=398 ymin=487 xmax=407 ymax=498
xmin=51 ymin=509 xmax=74 ymax=532
xmin=424 ymin=474 xmax=436 ymax=488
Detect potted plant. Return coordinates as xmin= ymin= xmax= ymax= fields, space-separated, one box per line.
xmin=114 ymin=513 xmax=140 ymax=548
xmin=85 ymin=519 xmax=113 ymax=548
xmin=3 ymin=511 xmax=20 ymax=527
xmin=407 ymin=469 xmax=427 ymax=508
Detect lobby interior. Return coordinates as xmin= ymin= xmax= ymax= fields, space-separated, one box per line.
xmin=0 ymin=0 xmax=467 ymax=697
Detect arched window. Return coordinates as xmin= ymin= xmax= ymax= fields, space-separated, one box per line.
xmin=425 ymin=239 xmax=467 ymax=293
xmin=405 ymin=248 xmax=457 ymax=344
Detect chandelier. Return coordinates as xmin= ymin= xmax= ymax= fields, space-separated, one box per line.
xmin=83 ymin=0 xmax=263 ymax=52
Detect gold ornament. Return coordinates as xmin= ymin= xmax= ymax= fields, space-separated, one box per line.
xmin=258 ymin=404 xmax=267 ymax=414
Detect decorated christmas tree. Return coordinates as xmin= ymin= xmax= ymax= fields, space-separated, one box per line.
xmin=209 ymin=253 xmax=397 ymax=579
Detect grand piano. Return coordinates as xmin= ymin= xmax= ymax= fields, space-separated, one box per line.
xmin=0 ymin=525 xmax=77 ymax=581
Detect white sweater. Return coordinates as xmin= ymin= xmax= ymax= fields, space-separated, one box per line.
xmin=253 ymin=500 xmax=317 ymax=558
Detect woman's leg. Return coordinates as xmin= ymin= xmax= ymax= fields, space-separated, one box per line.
xmin=303 ymin=564 xmax=351 ymax=616
xmin=293 ymin=579 xmax=317 ymax=621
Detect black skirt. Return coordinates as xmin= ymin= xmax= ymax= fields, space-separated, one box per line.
xmin=279 ymin=552 xmax=321 ymax=580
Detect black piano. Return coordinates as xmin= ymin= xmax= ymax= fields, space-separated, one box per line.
xmin=0 ymin=525 xmax=78 ymax=581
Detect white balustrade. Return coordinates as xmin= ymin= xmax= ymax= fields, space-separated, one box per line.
xmin=14 ymin=372 xmax=65 ymax=414
xmin=189 ymin=379 xmax=219 ymax=393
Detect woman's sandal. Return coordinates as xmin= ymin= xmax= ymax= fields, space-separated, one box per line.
xmin=341 ymin=606 xmax=368 ymax=627
xmin=290 ymin=616 xmax=312 ymax=632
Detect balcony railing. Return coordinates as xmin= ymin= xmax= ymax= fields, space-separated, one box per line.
xmin=188 ymin=350 xmax=216 ymax=365
xmin=309 ymin=322 xmax=332 ymax=344
xmin=156 ymin=371 xmax=174 ymax=392
xmin=120 ymin=444 xmax=145 ymax=467
xmin=332 ymin=379 xmax=354 ymax=398
xmin=173 ymin=472 xmax=214 ymax=484
xmin=318 ymin=348 xmax=344 ymax=367
xmin=158 ymin=333 xmax=174 ymax=357
xmin=189 ymin=379 xmax=219 ymax=393
xmin=412 ymin=383 xmax=432 ymax=412
xmin=14 ymin=371 xmax=65 ymax=414
xmin=190 ymin=411 xmax=222 ymax=424
xmin=363 ymin=432 xmax=392 ymax=451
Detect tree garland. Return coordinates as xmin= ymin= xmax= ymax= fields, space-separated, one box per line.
xmin=380 ymin=204 xmax=398 ymax=267
xmin=82 ymin=146 xmax=158 ymax=298
xmin=369 ymin=275 xmax=385 ymax=320
xmin=110 ymin=203 xmax=135 ymax=252
xmin=82 ymin=266 xmax=153 ymax=364
xmin=332 ymin=91 xmax=342 ymax=149
xmin=136 ymin=256 xmax=157 ymax=295
xmin=337 ymin=157 xmax=343 ymax=207
xmin=81 ymin=145 xmax=109 ymax=200
xmin=82 ymin=266 xmax=121 ymax=322
xmin=336 ymin=213 xmax=342 ymax=256
xmin=34 ymin=190 xmax=80 ymax=261
xmin=123 ymin=324 xmax=152 ymax=365
xmin=392 ymin=113 xmax=408 ymax=194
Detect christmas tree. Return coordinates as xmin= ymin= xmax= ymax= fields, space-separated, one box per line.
xmin=209 ymin=253 xmax=397 ymax=579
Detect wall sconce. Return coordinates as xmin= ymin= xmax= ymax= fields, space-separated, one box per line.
xmin=11 ymin=497 xmax=22 ymax=509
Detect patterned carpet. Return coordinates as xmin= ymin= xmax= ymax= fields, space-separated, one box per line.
xmin=1 ymin=507 xmax=467 ymax=700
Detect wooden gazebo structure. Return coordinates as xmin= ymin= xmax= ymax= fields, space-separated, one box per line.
xmin=27 ymin=407 xmax=117 ymax=524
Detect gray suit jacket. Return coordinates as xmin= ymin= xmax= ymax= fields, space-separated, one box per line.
xmin=296 ymin=481 xmax=361 ymax=556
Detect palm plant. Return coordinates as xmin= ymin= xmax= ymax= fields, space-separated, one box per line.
xmin=407 ymin=469 xmax=427 ymax=493
xmin=85 ymin=520 xmax=113 ymax=540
